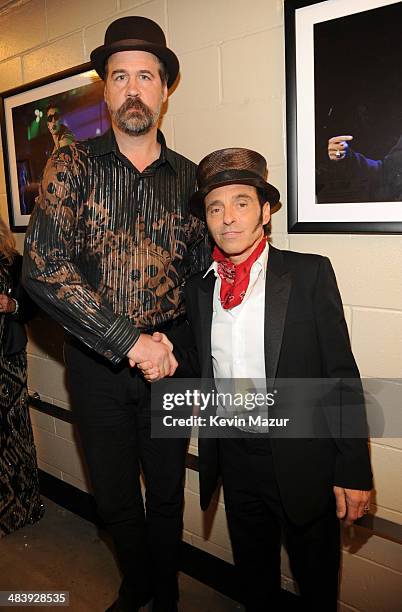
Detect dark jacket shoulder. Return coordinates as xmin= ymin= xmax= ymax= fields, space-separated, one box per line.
xmin=1 ymin=254 xmax=36 ymax=355
xmin=186 ymin=246 xmax=330 ymax=290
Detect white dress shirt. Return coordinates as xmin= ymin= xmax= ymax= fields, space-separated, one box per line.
xmin=204 ymin=242 xmax=269 ymax=431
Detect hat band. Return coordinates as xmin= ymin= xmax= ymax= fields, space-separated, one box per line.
xmin=202 ymin=169 xmax=266 ymax=189
xmin=106 ymin=37 xmax=163 ymax=49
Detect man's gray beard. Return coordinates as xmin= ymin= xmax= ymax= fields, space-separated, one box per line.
xmin=111 ymin=97 xmax=161 ymax=136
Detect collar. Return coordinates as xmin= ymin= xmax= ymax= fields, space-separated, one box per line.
xmin=203 ymin=240 xmax=269 ymax=279
xmin=87 ymin=128 xmax=177 ymax=174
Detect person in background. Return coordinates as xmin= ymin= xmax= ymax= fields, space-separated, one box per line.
xmin=45 ymin=102 xmax=75 ymax=154
xmin=23 ymin=16 xmax=209 ymax=612
xmin=0 ymin=215 xmax=43 ymax=537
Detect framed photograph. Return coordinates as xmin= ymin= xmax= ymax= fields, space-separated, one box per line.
xmin=285 ymin=0 xmax=402 ymax=233
xmin=0 ymin=62 xmax=110 ymax=231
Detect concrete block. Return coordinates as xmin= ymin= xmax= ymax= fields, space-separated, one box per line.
xmin=370 ymin=443 xmax=402 ymax=512
xmin=269 ymin=235 xmax=289 ymax=250
xmin=288 ymin=234 xmax=402 ymax=311
xmin=84 ymin=0 xmax=166 ymax=60
xmin=191 ymin=533 xmax=233 ymax=564
xmin=341 ymin=525 xmax=402 ymax=573
xmin=183 ymin=489 xmax=231 ymax=550
xmin=61 ymin=471 xmax=90 ymax=493
xmin=269 ymin=164 xmax=287 ymax=235
xmin=343 ymin=305 xmax=352 ymax=336
xmin=36 ymin=456 xmax=62 ymax=480
xmin=168 ymin=0 xmax=283 ymax=53
xmin=22 ymin=33 xmax=84 ymax=83
xmin=369 ymin=504 xmax=402 ymax=525
xmin=340 ymin=548 xmax=402 ymax=611
xmin=0 ymin=0 xmax=46 ymax=62
xmin=174 ymin=99 xmax=284 ymax=168
xmin=55 ymin=419 xmax=77 ymax=443
xmin=47 ymin=0 xmax=118 ymax=40
xmin=185 ymin=468 xmax=199 ymax=494
xmin=27 ymin=354 xmax=71 ymax=406
xmin=32 ymin=426 xmax=88 ymax=482
xmin=222 ymin=28 xmax=284 ymax=105
xmin=168 ymin=46 xmax=220 ymax=115
xmin=0 ymin=57 xmax=23 ymax=92
xmin=29 ymin=407 xmax=55 ymax=434
xmin=352 ymin=308 xmax=402 ymax=377
xmin=159 ymin=114 xmax=174 ymax=150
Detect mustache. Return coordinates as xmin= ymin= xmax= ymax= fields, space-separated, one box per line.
xmin=119 ymin=96 xmax=149 ymax=113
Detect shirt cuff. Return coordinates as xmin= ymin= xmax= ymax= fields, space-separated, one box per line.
xmin=94 ymin=315 xmax=140 ymax=364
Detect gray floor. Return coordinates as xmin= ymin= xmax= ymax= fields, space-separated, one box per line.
xmin=0 ymin=498 xmax=243 ymax=611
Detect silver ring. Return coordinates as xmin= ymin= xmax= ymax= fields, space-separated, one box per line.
xmin=335 ymin=150 xmax=342 ymax=158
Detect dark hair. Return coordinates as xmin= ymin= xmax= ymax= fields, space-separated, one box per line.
xmin=256 ymin=189 xmax=271 ymax=236
xmin=104 ymin=54 xmax=169 ymax=85
xmin=45 ymin=101 xmax=61 ymax=115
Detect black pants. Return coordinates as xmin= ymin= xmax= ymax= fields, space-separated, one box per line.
xmin=219 ymin=437 xmax=340 ymax=612
xmin=64 ymin=340 xmax=188 ymax=608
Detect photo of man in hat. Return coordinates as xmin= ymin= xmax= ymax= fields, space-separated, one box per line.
xmin=45 ymin=102 xmax=75 ymax=155
xmin=140 ymin=148 xmax=372 ymax=611
xmin=23 ymin=16 xmax=209 ymax=612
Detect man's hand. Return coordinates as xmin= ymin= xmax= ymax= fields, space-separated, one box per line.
xmin=137 ymin=332 xmax=175 ymax=382
xmin=333 ymin=486 xmax=371 ymax=527
xmin=0 ymin=294 xmax=16 ymax=314
xmin=328 ymin=135 xmax=353 ymax=161
xmin=127 ymin=332 xmax=177 ymax=378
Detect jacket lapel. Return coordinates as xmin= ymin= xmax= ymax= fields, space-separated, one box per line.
xmin=197 ymin=271 xmax=215 ymax=378
xmin=264 ymin=246 xmax=291 ymax=382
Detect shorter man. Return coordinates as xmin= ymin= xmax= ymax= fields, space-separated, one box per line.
xmin=142 ymin=148 xmax=372 ymax=611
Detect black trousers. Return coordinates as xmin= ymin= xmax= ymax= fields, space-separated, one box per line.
xmin=64 ymin=340 xmax=188 ymax=608
xmin=219 ymin=437 xmax=340 ymax=612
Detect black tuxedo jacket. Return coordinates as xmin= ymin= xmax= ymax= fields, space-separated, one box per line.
xmin=175 ymin=246 xmax=372 ymax=525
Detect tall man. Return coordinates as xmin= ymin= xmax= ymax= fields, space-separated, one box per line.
xmin=23 ymin=17 xmax=209 ymax=612
xmin=142 ymin=148 xmax=372 ymax=611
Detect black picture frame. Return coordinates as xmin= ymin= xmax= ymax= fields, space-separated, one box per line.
xmin=0 ymin=62 xmax=110 ymax=231
xmin=285 ymin=0 xmax=402 ymax=234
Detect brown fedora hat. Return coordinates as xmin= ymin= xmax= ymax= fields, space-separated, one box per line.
xmin=90 ymin=16 xmax=179 ymax=88
xmin=189 ymin=148 xmax=280 ymax=219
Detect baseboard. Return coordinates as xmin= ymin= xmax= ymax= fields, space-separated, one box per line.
xmin=38 ymin=469 xmax=301 ymax=608
xmin=31 ymin=397 xmax=402 ymax=546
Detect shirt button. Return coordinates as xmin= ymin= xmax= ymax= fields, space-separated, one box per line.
xmin=104 ymin=350 xmax=113 ymax=359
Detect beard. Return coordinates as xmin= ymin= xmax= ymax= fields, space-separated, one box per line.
xmin=110 ymin=96 xmax=162 ymax=136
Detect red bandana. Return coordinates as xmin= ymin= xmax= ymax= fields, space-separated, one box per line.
xmin=213 ymin=237 xmax=267 ymax=309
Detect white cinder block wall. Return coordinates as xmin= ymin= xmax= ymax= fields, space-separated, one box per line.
xmin=0 ymin=1 xmax=401 ymax=610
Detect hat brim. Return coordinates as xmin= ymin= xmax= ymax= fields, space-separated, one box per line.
xmin=189 ymin=175 xmax=281 ymax=219
xmin=90 ymin=39 xmax=180 ymax=88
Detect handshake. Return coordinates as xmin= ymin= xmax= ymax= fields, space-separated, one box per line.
xmin=126 ymin=332 xmax=176 ymax=382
